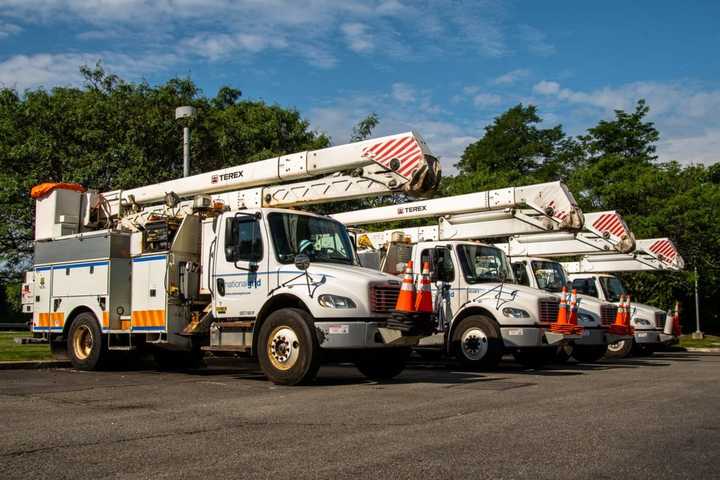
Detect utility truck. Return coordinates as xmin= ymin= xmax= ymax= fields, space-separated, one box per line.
xmin=23 ymin=132 xmax=441 ymax=385
xmin=500 ymin=211 xmax=636 ymax=363
xmin=503 ymin=231 xmax=683 ymax=357
xmin=562 ymin=238 xmax=684 ymax=357
xmin=332 ymin=182 xmax=587 ymax=368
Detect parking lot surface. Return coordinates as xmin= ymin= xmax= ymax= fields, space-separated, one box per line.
xmin=0 ymin=352 xmax=718 ymax=479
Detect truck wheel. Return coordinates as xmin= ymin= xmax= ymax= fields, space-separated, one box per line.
xmin=572 ymin=344 xmax=607 ymax=363
xmin=67 ymin=312 xmax=107 ymax=370
xmin=257 ymin=308 xmax=320 ymax=386
xmin=605 ymin=339 xmax=633 ymax=359
xmin=451 ymin=315 xmax=503 ymax=369
xmin=356 ymin=348 xmax=411 ymax=380
xmin=512 ymin=347 xmax=556 ymax=368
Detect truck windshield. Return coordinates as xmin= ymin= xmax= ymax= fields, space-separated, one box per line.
xmin=599 ymin=276 xmax=626 ymax=302
xmin=531 ymin=260 xmax=567 ymax=293
xmin=457 ymin=244 xmax=512 ymax=284
xmin=268 ymin=212 xmax=356 ymax=266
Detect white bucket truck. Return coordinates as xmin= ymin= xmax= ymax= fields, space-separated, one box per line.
xmin=332 ymin=182 xmax=587 ymax=368
xmin=563 ymin=238 xmax=684 ymax=357
xmin=24 ymin=132 xmax=442 ymax=384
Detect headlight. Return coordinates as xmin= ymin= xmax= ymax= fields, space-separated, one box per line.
xmin=634 ymin=318 xmax=652 ymax=326
xmin=502 ymin=307 xmax=530 ymax=318
xmin=318 ymin=294 xmax=357 ymax=309
xmin=578 ymin=313 xmax=596 ymax=323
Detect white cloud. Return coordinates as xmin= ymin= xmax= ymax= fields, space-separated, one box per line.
xmin=533 ymin=79 xmax=720 ymax=165
xmin=341 ymin=22 xmax=374 ymax=53
xmin=181 ymin=32 xmax=288 ymax=61
xmin=0 ymin=52 xmax=176 ymax=91
xmin=0 ymin=22 xmax=21 ymax=38
xmin=492 ymin=68 xmax=529 ymax=85
xmin=533 ymin=80 xmax=560 ymax=95
xmin=391 ymin=82 xmax=416 ymax=103
xmin=473 ymin=93 xmax=501 ymax=107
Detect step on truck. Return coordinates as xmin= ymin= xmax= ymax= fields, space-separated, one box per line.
xmin=24 ymin=132 xmax=441 ymax=385
xmin=563 ymin=238 xmax=684 ymax=357
xmin=333 ymin=182 xmax=588 ymax=368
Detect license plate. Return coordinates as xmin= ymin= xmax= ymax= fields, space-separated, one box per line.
xmin=507 ymin=329 xmax=524 ymax=336
xmin=583 ymin=330 xmax=591 ymax=337
xmin=328 ymin=325 xmax=349 ymax=334
xmin=637 ymin=332 xmax=648 ymax=337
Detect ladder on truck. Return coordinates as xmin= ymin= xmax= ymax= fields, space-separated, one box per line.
xmin=90 ymin=131 xmax=440 ymax=231
xmin=561 ymin=238 xmax=684 ymax=273
xmin=332 ymin=181 xmax=585 ymax=245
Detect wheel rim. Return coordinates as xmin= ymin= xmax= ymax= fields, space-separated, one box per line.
xmin=72 ymin=325 xmax=94 ymax=360
xmin=461 ymin=327 xmax=488 ymax=361
xmin=267 ymin=326 xmax=300 ymax=371
xmin=607 ymin=340 xmax=626 ymax=353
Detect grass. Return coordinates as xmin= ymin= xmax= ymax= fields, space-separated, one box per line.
xmin=678 ymin=334 xmax=720 ymax=349
xmin=0 ymin=331 xmax=52 ymax=362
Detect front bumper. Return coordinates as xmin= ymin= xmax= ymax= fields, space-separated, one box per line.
xmin=634 ymin=329 xmax=676 ymax=345
xmin=315 ymin=321 xmax=422 ymax=349
xmin=501 ymin=326 xmax=568 ymax=348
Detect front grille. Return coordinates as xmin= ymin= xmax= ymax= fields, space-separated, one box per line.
xmin=538 ymin=298 xmax=560 ymax=323
xmin=655 ymin=312 xmax=666 ymax=329
xmin=370 ymin=283 xmax=400 ymax=313
xmin=601 ymin=304 xmax=618 ymax=325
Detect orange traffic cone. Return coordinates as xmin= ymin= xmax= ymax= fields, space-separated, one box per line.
xmin=557 ymin=286 xmax=568 ymax=324
xmin=624 ymin=294 xmax=632 ymax=326
xmin=608 ymin=294 xmax=630 ymax=336
xmin=549 ymin=287 xmax=583 ymax=335
xmin=394 ymin=260 xmax=416 ymax=313
xmin=673 ymin=301 xmax=681 ymax=337
xmin=415 ymin=261 xmax=433 ymax=314
xmin=568 ymin=289 xmax=578 ymax=325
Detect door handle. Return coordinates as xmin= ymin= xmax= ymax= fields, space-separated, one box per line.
xmin=216 ymin=278 xmax=225 ymax=296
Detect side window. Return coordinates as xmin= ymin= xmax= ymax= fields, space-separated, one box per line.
xmin=225 ymin=217 xmax=263 ymax=262
xmin=421 ymin=248 xmax=454 ymax=282
xmin=512 ymin=262 xmax=530 ymax=286
xmin=572 ymin=278 xmax=598 ymax=298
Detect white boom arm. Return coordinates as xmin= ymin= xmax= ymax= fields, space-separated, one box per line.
xmin=332 ymin=181 xmax=583 ymax=231
xmin=562 ymin=238 xmax=684 ymax=273
xmin=102 ymin=131 xmax=439 ymax=215
xmin=498 ymin=211 xmax=635 ymax=257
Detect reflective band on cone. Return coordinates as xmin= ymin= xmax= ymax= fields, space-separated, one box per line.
xmin=663 ymin=310 xmax=674 ymax=336
xmin=415 ymin=261 xmax=433 ymax=314
xmin=394 ymin=260 xmax=416 ymax=313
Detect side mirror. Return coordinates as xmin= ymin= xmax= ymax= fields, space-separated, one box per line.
xmin=295 ymin=254 xmax=310 ymax=271
xmin=225 ymin=245 xmax=237 ymax=262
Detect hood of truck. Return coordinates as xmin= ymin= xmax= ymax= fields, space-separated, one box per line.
xmin=627 ymin=301 xmax=665 ymax=329
xmin=305 ymin=262 xmax=398 ymax=282
xmin=461 ymin=282 xmax=557 ymax=326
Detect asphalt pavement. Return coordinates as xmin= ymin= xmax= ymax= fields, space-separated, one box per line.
xmin=0 ymin=352 xmax=718 ymax=479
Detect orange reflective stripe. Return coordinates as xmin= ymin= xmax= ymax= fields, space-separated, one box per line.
xmin=102 ymin=312 xmax=109 ymax=328
xmin=131 ymin=310 xmax=165 ymax=328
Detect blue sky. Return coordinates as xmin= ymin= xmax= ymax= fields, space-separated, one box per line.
xmin=0 ymin=0 xmax=718 ymax=172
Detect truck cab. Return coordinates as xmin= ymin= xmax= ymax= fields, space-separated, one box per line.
xmin=510 ymin=257 xmax=627 ymax=362
xmin=363 ymin=238 xmax=572 ymax=368
xmin=568 ymin=273 xmax=675 ymax=357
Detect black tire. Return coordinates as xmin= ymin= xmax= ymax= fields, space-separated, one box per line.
xmin=356 ymin=348 xmax=411 ymax=380
xmin=67 ymin=312 xmax=107 ymax=370
xmin=605 ymin=339 xmax=633 ymax=359
xmin=512 ymin=347 xmax=557 ymax=368
xmin=572 ymin=344 xmax=607 ymax=363
xmin=555 ymin=345 xmax=573 ymax=364
xmin=257 ymin=308 xmax=320 ymax=386
xmin=451 ymin=315 xmax=503 ymax=369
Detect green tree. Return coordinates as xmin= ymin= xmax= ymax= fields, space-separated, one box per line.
xmin=446 ymin=104 xmax=580 ymax=195
xmin=350 ymin=112 xmax=379 ymax=142
xmin=0 ymin=65 xmax=329 ymax=284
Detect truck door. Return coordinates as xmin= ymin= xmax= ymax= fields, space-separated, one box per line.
xmin=419 ymin=246 xmax=459 ymax=320
xmin=212 ymin=211 xmax=269 ymax=319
